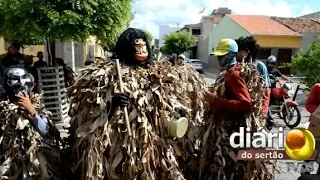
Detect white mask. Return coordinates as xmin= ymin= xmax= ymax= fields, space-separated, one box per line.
xmin=6 ymin=68 xmax=33 ymax=95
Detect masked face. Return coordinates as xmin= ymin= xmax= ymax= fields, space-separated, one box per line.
xmin=6 ymin=68 xmax=33 ymax=95
xmin=134 ymin=38 xmax=148 ymax=62
xmin=217 ymin=53 xmax=237 ymax=69
xmin=237 ymin=49 xmax=249 ymax=62
xmin=217 ymin=55 xmax=228 ymax=68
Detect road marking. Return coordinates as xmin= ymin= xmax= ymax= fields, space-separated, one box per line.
xmin=204 ymin=72 xmax=217 ymax=77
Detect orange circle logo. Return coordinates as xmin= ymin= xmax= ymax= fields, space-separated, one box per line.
xmin=285 ymin=128 xmax=315 ymax=161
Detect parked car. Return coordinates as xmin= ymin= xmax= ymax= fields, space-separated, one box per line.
xmin=189 ymin=59 xmax=203 ymax=73
xmin=184 ymin=58 xmax=190 ymax=64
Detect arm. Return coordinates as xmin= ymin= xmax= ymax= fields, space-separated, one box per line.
xmin=31 ymin=113 xmax=49 ymax=136
xmin=306 ymin=84 xmax=320 ymax=114
xmin=275 ymin=69 xmax=290 ymax=81
xmin=257 ymin=62 xmax=271 ymax=87
xmin=211 ymin=71 xmax=252 ymax=113
xmin=280 ymin=75 xmax=290 ymax=81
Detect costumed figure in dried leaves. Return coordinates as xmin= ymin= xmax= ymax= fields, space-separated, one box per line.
xmin=235 ymin=36 xmax=274 ymax=131
xmin=198 ymin=39 xmax=273 ymax=180
xmin=0 ymin=67 xmax=64 ymax=179
xmin=67 ymin=27 xmax=206 ymax=180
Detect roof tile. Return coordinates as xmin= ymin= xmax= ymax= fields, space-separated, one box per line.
xmin=272 ymin=17 xmax=320 ymax=33
xmin=227 ymin=15 xmax=301 ymax=36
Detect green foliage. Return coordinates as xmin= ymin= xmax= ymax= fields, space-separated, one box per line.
xmin=160 ymin=46 xmax=169 ymax=54
xmin=144 ymin=30 xmax=153 ymax=46
xmin=0 ymin=0 xmax=133 ymax=50
xmin=291 ymin=42 xmax=320 ymax=90
xmin=162 ymin=32 xmax=195 ymax=55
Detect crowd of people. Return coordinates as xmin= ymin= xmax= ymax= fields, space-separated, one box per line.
xmin=0 ymin=30 xmax=319 ymax=179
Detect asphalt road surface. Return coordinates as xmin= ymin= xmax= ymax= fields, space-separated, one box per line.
xmin=202 ymin=72 xmax=318 ymax=179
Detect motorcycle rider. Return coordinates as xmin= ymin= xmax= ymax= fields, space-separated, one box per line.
xmin=267 ymin=55 xmax=293 ymax=122
xmin=267 ymin=55 xmax=292 ymax=88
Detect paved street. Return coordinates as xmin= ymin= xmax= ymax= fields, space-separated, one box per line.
xmin=203 ymin=72 xmax=318 ymax=180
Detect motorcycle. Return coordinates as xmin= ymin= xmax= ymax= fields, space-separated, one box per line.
xmin=270 ymin=78 xmax=301 ymax=129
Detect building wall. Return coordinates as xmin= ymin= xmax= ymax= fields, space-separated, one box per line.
xmin=206 ymin=16 xmax=250 ymax=69
xmin=53 ymin=36 xmax=103 ymax=71
xmin=201 ymin=17 xmax=214 ymax=36
xmin=208 ymin=16 xmax=251 ymax=57
xmin=254 ymin=36 xmax=301 ymax=48
xmin=159 ymin=26 xmax=181 ymax=47
xmin=197 ymin=35 xmax=209 ymax=63
xmin=0 ymin=37 xmax=45 ymax=58
xmin=300 ymin=32 xmax=320 ymax=51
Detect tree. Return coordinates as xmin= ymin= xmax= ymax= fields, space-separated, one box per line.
xmin=291 ymin=42 xmax=320 ymax=90
xmin=160 ymin=46 xmax=169 ymax=55
xmin=162 ymin=32 xmax=195 ymax=55
xmin=144 ymin=30 xmax=153 ymax=45
xmin=0 ymin=0 xmax=133 ymax=61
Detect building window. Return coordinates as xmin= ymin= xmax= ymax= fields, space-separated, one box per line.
xmin=278 ymin=49 xmax=292 ymax=63
xmin=258 ymin=48 xmax=272 ymax=59
xmin=192 ymin=29 xmax=201 ymax=35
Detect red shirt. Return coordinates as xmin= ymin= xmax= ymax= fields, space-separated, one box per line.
xmin=212 ymin=65 xmax=252 ymax=113
xmin=306 ymin=83 xmax=320 ymax=114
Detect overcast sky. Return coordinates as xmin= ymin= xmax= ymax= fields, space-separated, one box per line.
xmin=130 ymin=0 xmax=319 ymax=39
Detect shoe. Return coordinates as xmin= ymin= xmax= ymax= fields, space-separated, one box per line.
xmin=266 ymin=124 xmax=273 ymax=131
xmin=266 ymin=119 xmax=274 ymax=131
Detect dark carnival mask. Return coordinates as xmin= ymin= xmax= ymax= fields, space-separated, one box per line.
xmin=6 ymin=68 xmax=33 ymax=95
xmin=113 ymin=28 xmax=152 ymax=66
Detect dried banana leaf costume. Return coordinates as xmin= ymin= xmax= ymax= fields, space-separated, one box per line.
xmin=198 ymin=39 xmax=273 ymax=180
xmin=0 ymin=67 xmax=64 ymax=179
xmin=67 ymin=28 xmax=206 ymax=180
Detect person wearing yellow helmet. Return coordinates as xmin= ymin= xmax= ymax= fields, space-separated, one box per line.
xmin=204 ymin=38 xmax=252 ymax=114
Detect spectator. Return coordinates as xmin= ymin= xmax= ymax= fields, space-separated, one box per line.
xmin=34 ymin=51 xmax=48 ymax=68
xmin=55 ymin=58 xmax=75 ymax=88
xmin=0 ymin=41 xmax=25 ymax=93
xmin=84 ymin=59 xmax=94 ymax=66
xmin=24 ymin=55 xmax=39 ymax=93
xmin=306 ymin=83 xmax=320 ymax=114
xmin=1 ymin=41 xmax=25 ymax=68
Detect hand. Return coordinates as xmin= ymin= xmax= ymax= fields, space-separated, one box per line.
xmin=174 ymin=107 xmax=187 ymax=117
xmin=113 ymin=92 xmax=130 ymax=107
xmin=219 ymin=70 xmax=226 ymax=76
xmin=16 ymin=91 xmax=36 ymax=116
xmin=203 ymin=91 xmax=217 ymax=104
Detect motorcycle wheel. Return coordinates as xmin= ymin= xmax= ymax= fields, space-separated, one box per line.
xmin=282 ymin=106 xmax=301 ymax=129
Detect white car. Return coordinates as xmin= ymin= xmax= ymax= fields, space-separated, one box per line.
xmin=184 ymin=59 xmax=190 ymax=64
xmin=189 ymin=59 xmax=203 ymax=73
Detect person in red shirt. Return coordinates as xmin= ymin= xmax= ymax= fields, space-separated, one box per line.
xmin=205 ymin=39 xmax=252 ymax=115
xmin=306 ymin=83 xmax=320 ymax=114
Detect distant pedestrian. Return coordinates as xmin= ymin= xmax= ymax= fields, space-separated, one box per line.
xmin=34 ymin=51 xmax=48 ymax=68
xmin=84 ymin=58 xmax=94 ymax=66
xmin=55 ymin=58 xmax=76 ymax=88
